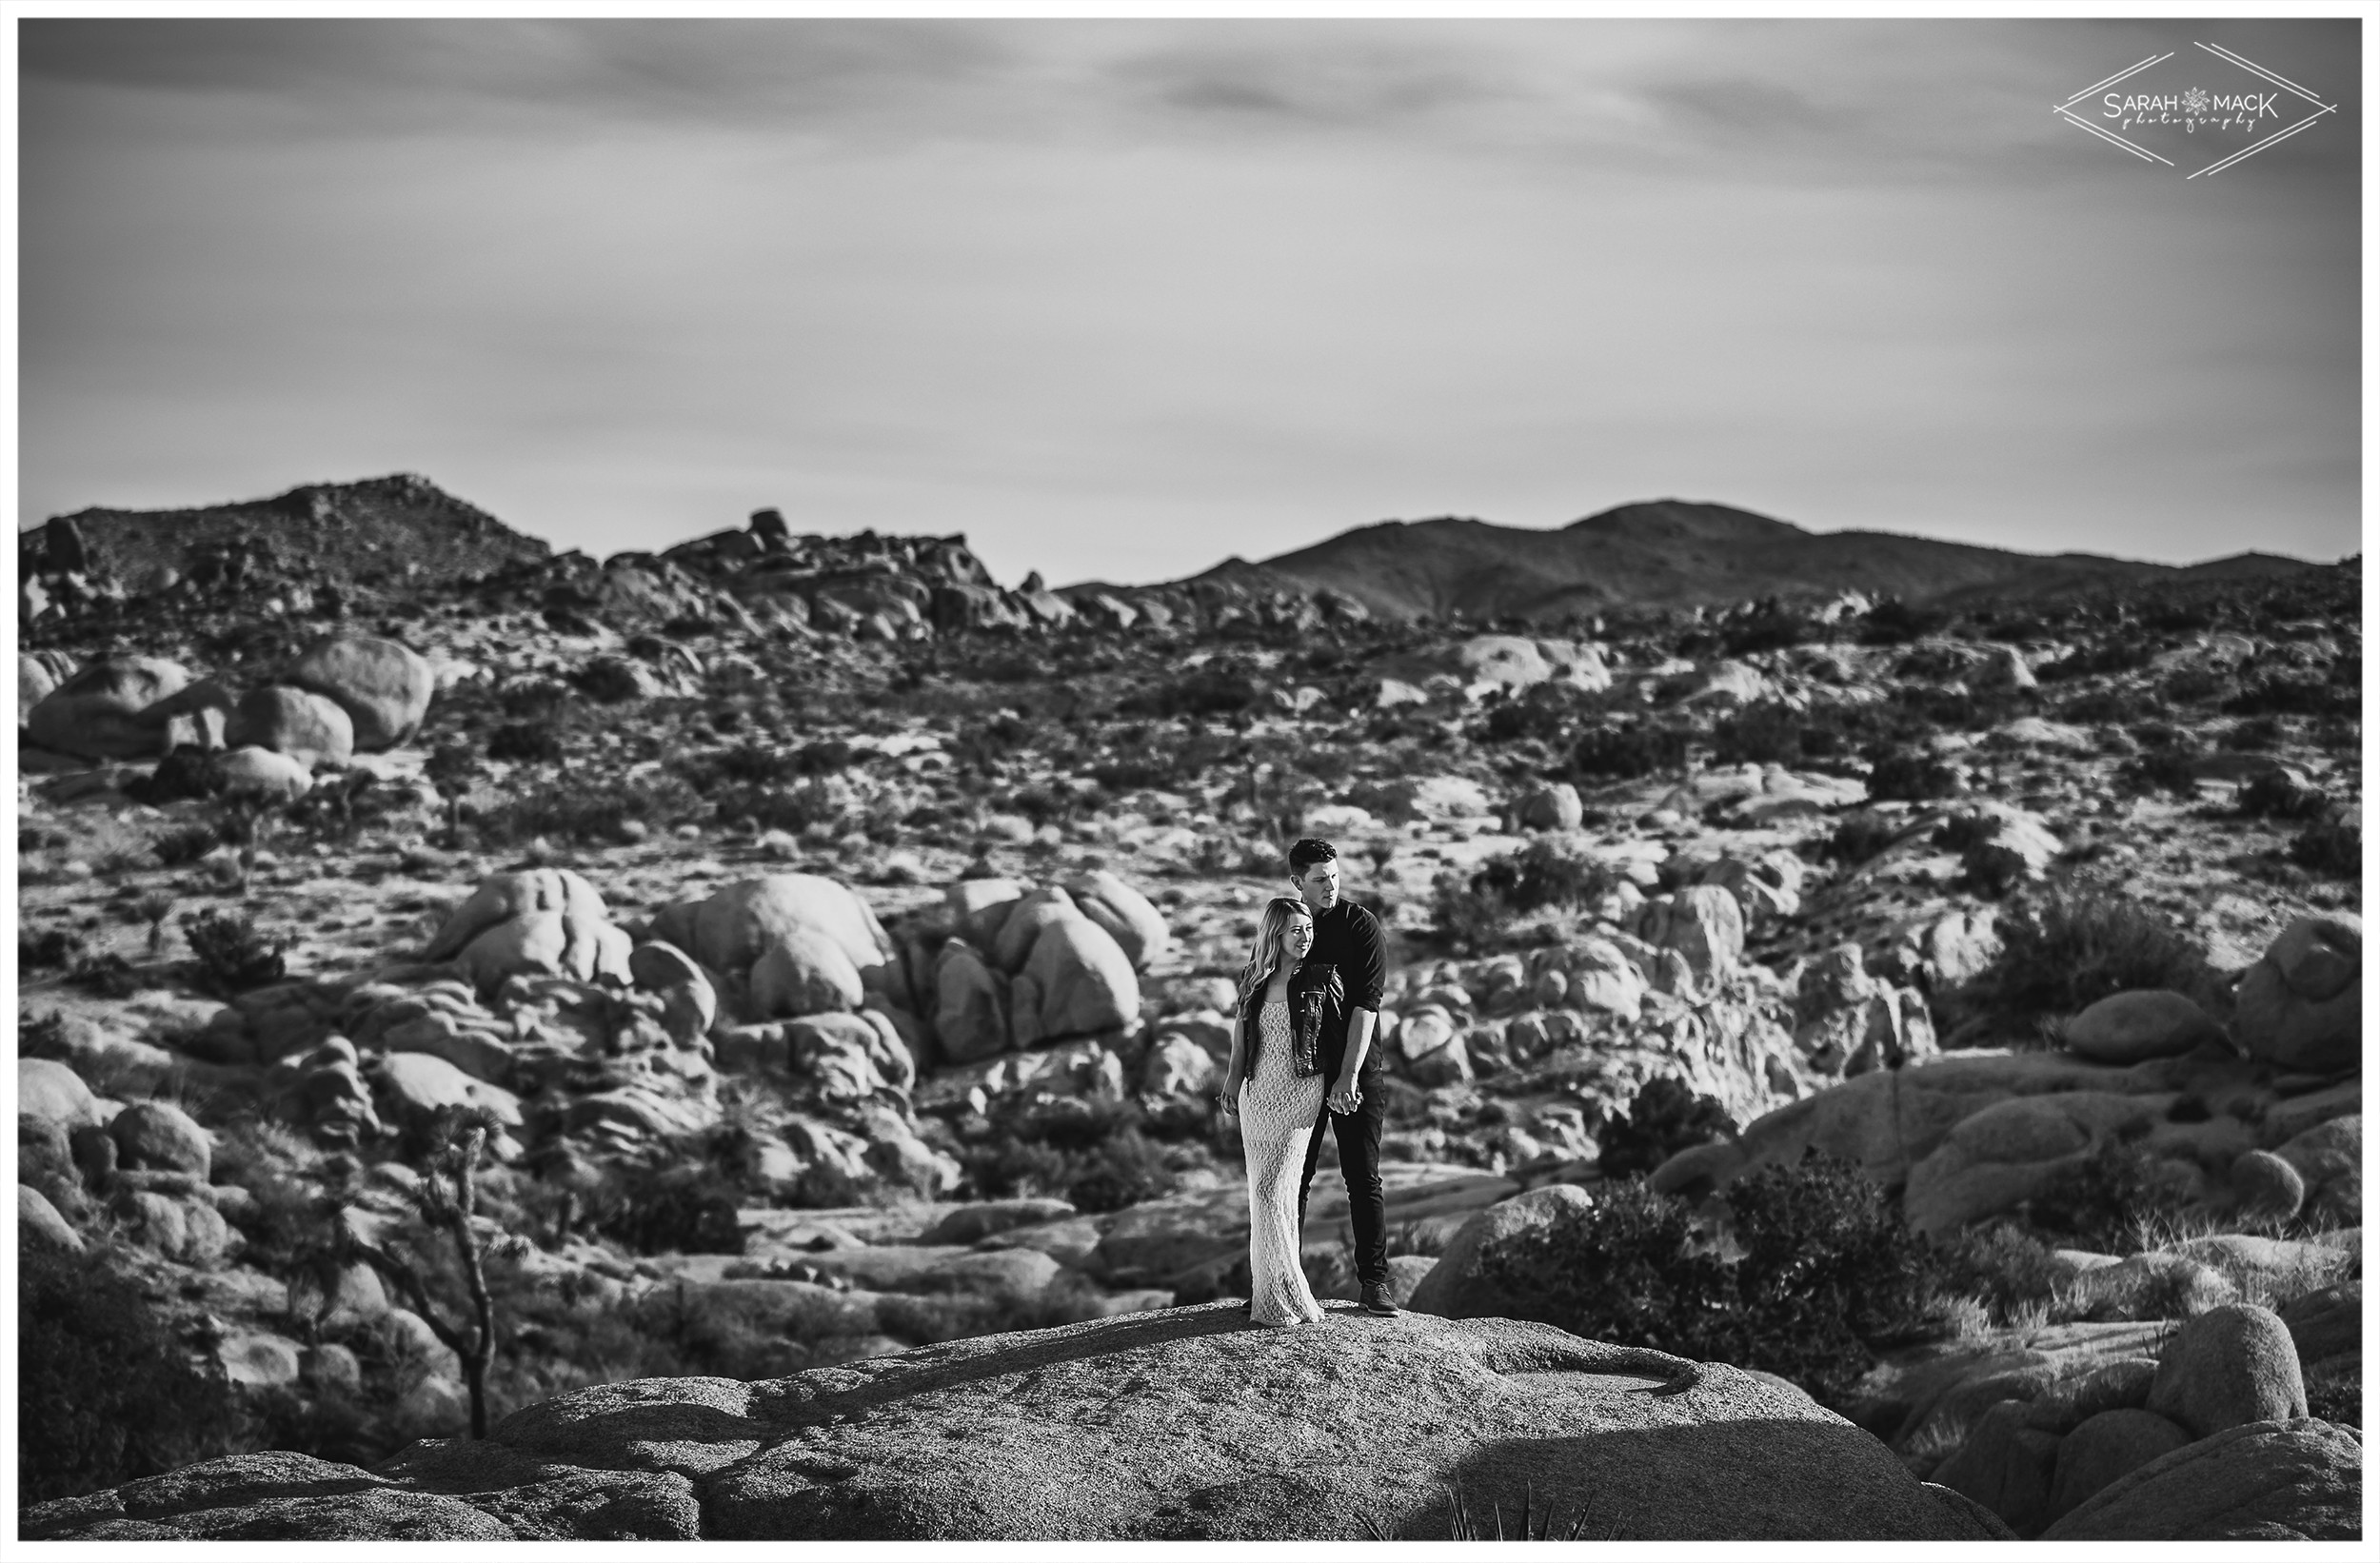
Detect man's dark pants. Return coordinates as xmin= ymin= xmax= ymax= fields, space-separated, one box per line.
xmin=1297 ymin=1081 xmax=1387 ymax=1287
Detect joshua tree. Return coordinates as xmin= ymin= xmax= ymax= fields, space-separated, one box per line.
xmin=133 ymin=891 xmax=175 ymax=957
xmin=339 ymin=1105 xmax=526 ymax=1439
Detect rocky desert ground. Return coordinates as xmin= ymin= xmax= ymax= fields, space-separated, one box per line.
xmin=14 ymin=484 xmax=2363 ymax=1540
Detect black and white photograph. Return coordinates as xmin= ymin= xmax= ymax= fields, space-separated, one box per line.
xmin=10 ymin=7 xmax=2367 ymax=1548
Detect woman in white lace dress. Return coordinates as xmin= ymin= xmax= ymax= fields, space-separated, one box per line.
xmin=1217 ymin=896 xmax=1334 ymax=1327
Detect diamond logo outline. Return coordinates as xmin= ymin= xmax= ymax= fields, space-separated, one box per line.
xmin=2053 ymin=41 xmax=2339 ymax=178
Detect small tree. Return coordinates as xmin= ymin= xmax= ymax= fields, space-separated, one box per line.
xmin=338 ymin=1105 xmax=526 ymax=1439
xmin=423 ymin=742 xmax=482 ymax=842
xmin=212 ymin=789 xmax=286 ymax=893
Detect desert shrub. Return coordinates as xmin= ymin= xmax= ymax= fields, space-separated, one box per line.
xmin=2225 ymin=672 xmax=2357 ymax=720
xmin=479 ymin=769 xmax=705 ymax=844
xmin=2114 ymin=747 xmax=2201 ymax=798
xmin=1710 ymin=701 xmax=1804 ymax=766
xmin=682 ymin=741 xmax=805 ymax=788
xmin=2055 ymin=686 xmax=2153 ymax=725
xmin=1946 ymin=888 xmax=2219 ymax=1035
xmin=585 ymin=1159 xmax=747 ymax=1256
xmin=487 ymin=720 xmax=564 ymax=762
xmin=1470 ymin=839 xmax=1616 ymax=914
xmin=1478 ymin=686 xmax=1595 ymax=747
xmin=2289 ymin=816 xmax=2359 ymax=879
xmin=2305 ymin=1355 xmax=2361 ymax=1429
xmin=1822 ymin=812 xmax=1906 ymax=867
xmin=961 ymin=1098 xmax=1187 ymax=1212
xmin=1478 ymin=1152 xmax=1941 ymax=1400
xmin=1717 ymin=597 xmax=1814 ymax=657
xmin=19 ymin=925 xmax=88 ymax=971
xmin=1594 ymin=1077 xmax=1738 ymax=1179
xmin=1427 ymin=840 xmax=1618 ymax=953
xmin=124 ymin=745 xmax=228 ymax=805
xmin=283 ymin=768 xmax=402 ymax=842
xmin=1117 ymin=663 xmax=1259 ymax=720
xmin=2158 ymin=667 xmax=2231 ymax=705
xmin=2235 ymin=769 xmax=2330 ymax=821
xmin=2036 ymin=641 xmax=2156 ymax=683
xmin=2022 ymin=1138 xmax=2193 ymax=1256
xmin=2223 ymin=715 xmax=2284 ymax=751
xmin=1856 ymin=598 xmax=1947 ymax=645
xmin=1932 ymin=1221 xmax=2062 ymax=1325
xmin=1957 ymin=841 xmax=2032 ymax=900
xmin=20 ymin=1248 xmax=251 ymax=1502
xmin=498 ymin=679 xmax=571 ymax=719
xmin=1062 ymin=1129 xmax=1180 ymax=1215
xmin=1570 ymin=722 xmax=1688 ymax=782
xmin=181 ymin=908 xmax=288 ymax=995
xmin=1864 ymin=746 xmax=1961 ymax=803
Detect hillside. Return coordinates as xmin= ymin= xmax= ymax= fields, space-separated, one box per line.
xmin=1181 ymin=499 xmax=2322 ymax=622
xmin=22 ymin=474 xmax=550 ymax=597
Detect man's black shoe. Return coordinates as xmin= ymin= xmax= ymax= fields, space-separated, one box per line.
xmin=1359 ymin=1283 xmax=1398 ymax=1316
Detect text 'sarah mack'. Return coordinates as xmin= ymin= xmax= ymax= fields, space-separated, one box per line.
xmin=2106 ymin=91 xmax=2278 ymax=116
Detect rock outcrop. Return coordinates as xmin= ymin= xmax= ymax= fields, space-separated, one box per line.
xmin=23 ymin=1308 xmax=2005 ymax=1541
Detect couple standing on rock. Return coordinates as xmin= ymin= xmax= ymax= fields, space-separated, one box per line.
xmin=1217 ymin=839 xmax=1397 ymax=1326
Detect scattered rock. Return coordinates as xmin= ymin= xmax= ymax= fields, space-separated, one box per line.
xmin=109 ymin=1099 xmax=213 ymax=1177
xmin=20 ymin=1057 xmax=105 ymax=1131
xmin=2145 ymin=1305 xmax=2309 ymax=1439
xmin=20 ymin=1184 xmax=85 ymax=1254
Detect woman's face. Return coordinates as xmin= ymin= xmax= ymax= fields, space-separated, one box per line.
xmin=1279 ymin=911 xmax=1315 ymax=966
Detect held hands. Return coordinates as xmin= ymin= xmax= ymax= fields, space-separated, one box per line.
xmin=1327 ymin=1077 xmax=1362 ymax=1116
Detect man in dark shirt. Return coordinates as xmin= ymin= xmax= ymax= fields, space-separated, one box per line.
xmin=1286 ymin=838 xmax=1397 ymax=1316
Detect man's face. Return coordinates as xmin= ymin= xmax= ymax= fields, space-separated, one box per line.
xmin=1292 ymin=858 xmax=1339 ymax=911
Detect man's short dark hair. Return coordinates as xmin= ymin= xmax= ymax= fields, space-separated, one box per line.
xmin=1288 ymin=839 xmax=1338 ymax=876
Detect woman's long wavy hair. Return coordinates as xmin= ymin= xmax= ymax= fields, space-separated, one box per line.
xmin=1237 ymin=896 xmax=1314 ymax=1014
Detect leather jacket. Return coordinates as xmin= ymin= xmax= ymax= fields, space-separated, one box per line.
xmin=1238 ymin=961 xmax=1342 ymax=1079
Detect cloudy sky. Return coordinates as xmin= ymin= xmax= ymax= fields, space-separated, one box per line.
xmin=17 ymin=15 xmax=2361 ymax=586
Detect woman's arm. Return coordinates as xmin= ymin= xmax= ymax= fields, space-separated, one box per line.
xmin=1219 ymin=1001 xmax=1250 ymax=1115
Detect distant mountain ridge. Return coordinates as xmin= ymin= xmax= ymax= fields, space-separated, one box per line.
xmin=1171 ymin=499 xmax=2322 ymax=623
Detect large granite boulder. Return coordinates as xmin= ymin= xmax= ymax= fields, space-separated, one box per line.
xmin=678 ymin=875 xmax=902 ymax=1017
xmin=2045 ymin=1409 xmax=2193 ymax=1525
xmin=20 ymin=1057 xmax=105 ymax=1132
xmin=109 ymin=1099 xmax=212 ymax=1177
xmin=2144 ymin=1305 xmax=2308 ymax=1440
xmin=225 ymin=685 xmax=356 ymax=768
xmin=1010 ymin=914 xmax=1138 ymax=1049
xmin=24 ymin=1310 xmax=2007 ymax=1540
xmin=424 ymin=869 xmax=632 ymax=997
xmin=748 ymin=927 xmax=866 ymax=1019
xmin=1636 ymin=886 xmax=1743 ymax=986
xmin=1405 ymin=1183 xmax=1592 ymax=1319
xmin=1063 ymin=870 xmax=1171 ymax=973
xmin=2040 ymin=1418 xmax=2360 ymax=1540
xmin=931 ymin=939 xmax=1011 ymax=1065
xmin=217 ymin=746 xmax=315 ymax=800
xmin=2231 ymin=915 xmax=2359 ymax=1075
xmin=25 ymin=655 xmax=192 ymax=760
xmin=1902 ymin=1091 xmax=2164 ymax=1235
xmin=282 ymin=635 xmax=434 ymax=751
xmin=2063 ymin=990 xmax=2226 ymax=1065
